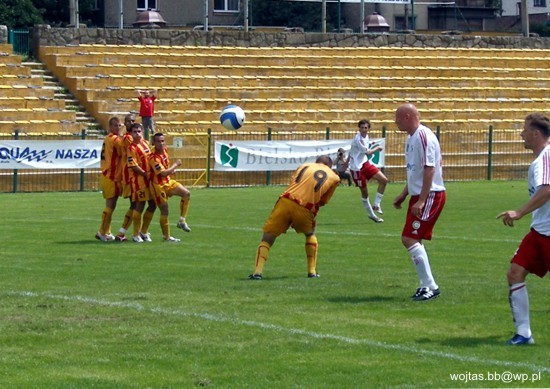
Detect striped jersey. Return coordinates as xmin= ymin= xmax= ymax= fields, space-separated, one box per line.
xmin=100 ymin=133 xmax=123 ymax=181
xmin=405 ymin=124 xmax=445 ymax=196
xmin=529 ymin=144 xmax=550 ymax=235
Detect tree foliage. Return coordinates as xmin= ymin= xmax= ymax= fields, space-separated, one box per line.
xmin=0 ymin=0 xmax=98 ymax=29
xmin=0 ymin=0 xmax=44 ymax=29
xmin=251 ymin=0 xmax=333 ymax=32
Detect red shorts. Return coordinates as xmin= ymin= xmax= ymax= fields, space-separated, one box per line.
xmin=401 ymin=191 xmax=446 ymax=241
xmin=350 ymin=162 xmax=380 ymax=188
xmin=511 ymin=228 xmax=550 ymax=278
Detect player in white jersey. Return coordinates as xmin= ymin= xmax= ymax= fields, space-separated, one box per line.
xmin=348 ymin=119 xmax=388 ymax=223
xmin=496 ymin=112 xmax=550 ymax=345
xmin=393 ymin=103 xmax=446 ymax=301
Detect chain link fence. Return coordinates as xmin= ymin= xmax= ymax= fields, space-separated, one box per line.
xmin=0 ymin=125 xmax=531 ymax=193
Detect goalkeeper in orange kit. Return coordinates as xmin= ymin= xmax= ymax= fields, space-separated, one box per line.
xmin=249 ymin=155 xmax=340 ymax=279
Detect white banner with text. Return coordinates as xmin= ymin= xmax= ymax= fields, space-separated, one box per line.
xmin=0 ymin=140 xmax=103 ymax=169
xmin=214 ymin=139 xmax=385 ymax=171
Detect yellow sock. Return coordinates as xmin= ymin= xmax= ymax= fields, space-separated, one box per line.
xmin=141 ymin=210 xmax=154 ymax=234
xmin=305 ymin=235 xmax=318 ymax=275
xmin=160 ymin=214 xmax=170 ymax=239
xmin=100 ymin=207 xmax=113 ymax=235
xmin=254 ymin=241 xmax=271 ymax=275
xmin=132 ymin=210 xmax=142 ymax=237
xmin=121 ymin=208 xmax=133 ymax=231
xmin=180 ymin=198 xmax=190 ymax=219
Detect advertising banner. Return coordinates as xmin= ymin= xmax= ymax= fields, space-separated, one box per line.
xmin=0 ymin=140 xmax=103 ymax=169
xmin=215 ymin=139 xmax=385 ymax=171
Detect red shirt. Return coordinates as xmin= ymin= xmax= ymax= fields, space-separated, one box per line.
xmin=138 ymin=95 xmax=156 ymax=117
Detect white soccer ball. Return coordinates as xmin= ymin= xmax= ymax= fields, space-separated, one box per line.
xmin=220 ymin=105 xmax=245 ymax=130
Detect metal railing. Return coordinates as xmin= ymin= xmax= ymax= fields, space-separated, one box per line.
xmin=0 ymin=126 xmax=531 ymax=193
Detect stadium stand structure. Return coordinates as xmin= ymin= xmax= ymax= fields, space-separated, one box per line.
xmin=0 ymin=44 xmax=99 ymax=137
xmin=39 ymin=44 xmax=549 ymax=133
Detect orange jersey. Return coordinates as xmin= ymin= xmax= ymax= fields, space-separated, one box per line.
xmin=100 ymin=133 xmax=123 ymax=181
xmin=119 ymin=133 xmax=133 ymax=185
xmin=127 ymin=141 xmax=152 ymax=191
xmin=281 ymin=162 xmax=340 ymax=214
xmin=149 ymin=148 xmax=171 ymax=186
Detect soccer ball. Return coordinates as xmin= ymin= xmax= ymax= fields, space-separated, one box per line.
xmin=220 ymin=105 xmax=245 ymax=130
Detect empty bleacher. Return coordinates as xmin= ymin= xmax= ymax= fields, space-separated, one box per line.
xmin=39 ymin=44 xmax=550 ymax=133
xmin=30 ymin=44 xmax=549 ymax=185
xmin=0 ymin=44 xmax=81 ymax=135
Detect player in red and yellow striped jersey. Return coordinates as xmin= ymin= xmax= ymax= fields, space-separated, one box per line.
xmin=149 ymin=133 xmax=192 ymax=242
xmin=96 ymin=116 xmax=124 ymax=242
xmin=115 ymin=114 xmax=136 ymax=242
xmin=127 ymin=123 xmax=156 ymax=243
xmin=249 ymin=155 xmax=340 ymax=279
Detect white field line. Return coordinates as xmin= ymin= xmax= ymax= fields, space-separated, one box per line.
xmin=9 ymin=290 xmax=549 ymax=374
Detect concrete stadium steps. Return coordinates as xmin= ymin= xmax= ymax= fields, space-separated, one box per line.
xmin=0 ymin=49 xmax=100 ymax=135
xmin=43 ymin=49 xmax=548 ymax=69
xmin=0 ymin=96 xmax=66 ymax=110
xmin=0 ymin=120 xmax=82 ymax=134
xmin=41 ymin=44 xmax=549 ymax=57
xmin=53 ymin=63 xmax=550 ymax=80
xmin=0 ymin=63 xmax=32 ymax=77
xmin=57 ymin=73 xmax=550 ymax=90
xmin=108 ymin=96 xmax=549 ymax=114
xmin=39 ymin=44 xmax=549 ymax=134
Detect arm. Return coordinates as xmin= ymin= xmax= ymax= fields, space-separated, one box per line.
xmin=159 ymin=159 xmax=182 ymax=177
xmin=410 ymin=166 xmax=435 ymax=217
xmin=393 ymin=183 xmax=409 ymax=209
xmin=366 ymin=145 xmax=383 ymax=157
xmin=130 ymin=164 xmax=148 ymax=180
xmin=497 ymin=184 xmax=550 ymax=227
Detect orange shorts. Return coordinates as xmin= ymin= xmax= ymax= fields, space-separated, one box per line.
xmin=122 ymin=182 xmax=132 ymax=199
xmin=151 ymin=180 xmax=180 ymax=205
xmin=131 ymin=185 xmax=152 ymax=202
xmin=100 ymin=175 xmax=121 ymax=199
xmin=263 ymin=197 xmax=316 ymax=236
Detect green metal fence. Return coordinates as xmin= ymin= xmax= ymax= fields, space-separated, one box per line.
xmin=8 ymin=28 xmax=30 ymax=57
xmin=0 ymin=126 xmax=532 ymax=193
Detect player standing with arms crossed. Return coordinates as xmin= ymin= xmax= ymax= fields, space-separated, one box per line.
xmin=496 ymin=113 xmax=550 ymax=345
xmin=248 ymin=155 xmax=340 ymax=279
xmin=393 ymin=103 xmax=446 ymax=301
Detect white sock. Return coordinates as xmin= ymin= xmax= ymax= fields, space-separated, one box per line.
xmin=408 ymin=242 xmax=438 ymax=290
xmin=361 ymin=197 xmax=375 ymax=217
xmin=374 ymin=192 xmax=383 ymax=207
xmin=509 ymin=282 xmax=531 ymax=338
xmin=118 ymin=227 xmax=126 ymax=234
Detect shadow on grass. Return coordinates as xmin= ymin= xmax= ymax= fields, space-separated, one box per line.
xmin=240 ymin=276 xmax=290 ymax=281
xmin=327 ymin=295 xmax=397 ymax=304
xmin=417 ymin=336 xmax=503 ymax=347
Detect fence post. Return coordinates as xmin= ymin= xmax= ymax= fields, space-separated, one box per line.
xmin=325 ymin=127 xmax=330 ymax=140
xmin=206 ymin=128 xmax=212 ymax=188
xmin=381 ymin=126 xmax=387 ymax=174
xmin=436 ymin=125 xmax=441 ymax=140
xmin=266 ymin=128 xmax=272 ymax=186
xmin=487 ymin=125 xmax=493 ymax=181
xmin=13 ymin=130 xmax=19 ymax=193
xmin=80 ymin=129 xmax=86 ymax=191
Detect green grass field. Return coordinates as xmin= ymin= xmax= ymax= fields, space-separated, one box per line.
xmin=1 ymin=181 xmax=549 ymax=388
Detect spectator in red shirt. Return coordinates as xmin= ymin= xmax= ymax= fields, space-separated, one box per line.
xmin=137 ymin=89 xmax=157 ymax=137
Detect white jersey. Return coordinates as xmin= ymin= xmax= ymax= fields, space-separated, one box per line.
xmin=528 ymin=144 xmax=550 ymax=236
xmin=348 ymin=132 xmax=370 ymax=171
xmin=405 ymin=124 xmax=445 ymax=196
